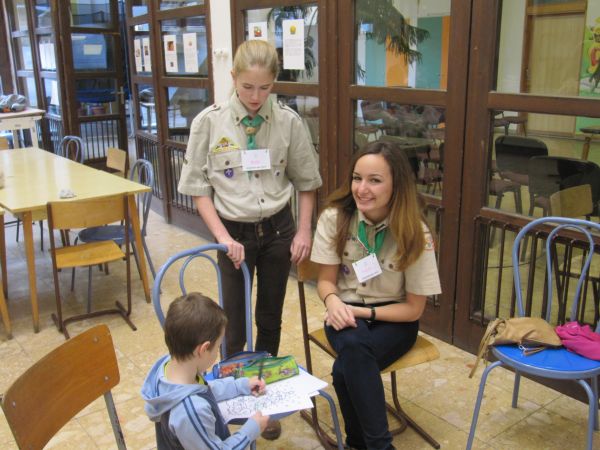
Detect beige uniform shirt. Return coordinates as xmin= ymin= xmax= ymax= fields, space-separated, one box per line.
xmin=178 ymin=93 xmax=322 ymax=222
xmin=311 ymin=207 xmax=441 ymax=305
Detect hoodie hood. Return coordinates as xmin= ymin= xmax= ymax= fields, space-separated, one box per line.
xmin=141 ymin=354 xmax=207 ymax=421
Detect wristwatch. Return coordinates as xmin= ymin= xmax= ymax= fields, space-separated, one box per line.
xmin=369 ymin=305 xmax=376 ymax=321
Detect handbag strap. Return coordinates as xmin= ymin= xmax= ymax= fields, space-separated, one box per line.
xmin=469 ymin=318 xmax=504 ymax=378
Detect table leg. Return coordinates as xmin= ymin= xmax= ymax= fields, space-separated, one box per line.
xmin=12 ymin=130 xmax=19 ymax=148
xmin=582 ymin=136 xmax=592 ymax=161
xmin=0 ymin=213 xmax=7 ymax=298
xmin=23 ymin=212 xmax=39 ymax=332
xmin=128 ymin=195 xmax=150 ymax=302
xmin=0 ymin=279 xmax=10 ymax=339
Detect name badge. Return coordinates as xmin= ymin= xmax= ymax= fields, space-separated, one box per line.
xmin=241 ymin=149 xmax=271 ymax=171
xmin=352 ymin=253 xmax=382 ymax=283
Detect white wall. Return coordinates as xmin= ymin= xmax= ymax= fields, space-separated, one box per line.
xmin=497 ymin=0 xmax=525 ymax=93
xmin=209 ymin=2 xmax=234 ymax=102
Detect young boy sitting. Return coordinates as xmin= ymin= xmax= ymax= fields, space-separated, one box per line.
xmin=142 ymin=292 xmax=269 ymax=449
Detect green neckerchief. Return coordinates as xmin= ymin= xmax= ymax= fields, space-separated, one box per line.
xmin=357 ymin=220 xmax=386 ymax=255
xmin=240 ymin=115 xmax=265 ymax=149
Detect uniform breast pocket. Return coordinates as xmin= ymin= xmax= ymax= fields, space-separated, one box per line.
xmin=340 ymin=244 xmax=365 ymax=280
xmin=208 ymin=151 xmax=247 ymax=193
xmin=261 ymin=147 xmax=288 ymax=191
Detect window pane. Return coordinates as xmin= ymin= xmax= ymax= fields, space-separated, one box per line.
xmin=354 ymin=100 xmax=446 ymax=197
xmin=496 ymin=0 xmax=600 ymax=100
xmin=488 ymin=110 xmax=600 ymax=217
xmin=72 ymin=34 xmax=115 ymax=71
xmin=245 ymin=6 xmax=319 ymax=83
xmin=161 ymin=17 xmax=208 ymax=77
xmin=132 ymin=28 xmax=152 ymax=75
xmin=11 ymin=0 xmax=28 ymax=32
xmin=38 ymin=36 xmax=57 ymax=71
xmin=137 ymin=84 xmax=157 ymax=135
xmin=277 ymin=94 xmax=319 ymax=151
xmin=14 ymin=37 xmax=33 ymax=71
xmin=18 ymin=77 xmax=38 ymax=108
xmin=34 ymin=0 xmax=52 ymax=28
xmin=355 ymin=0 xmax=451 ymax=89
xmin=44 ymin=78 xmax=61 ymax=115
xmin=75 ymin=79 xmax=118 ymax=117
xmin=160 ymin=1 xmax=204 ymax=10
xmin=70 ymin=0 xmax=112 ymax=28
xmin=131 ymin=0 xmax=149 ymax=17
xmin=166 ymin=87 xmax=209 ymax=143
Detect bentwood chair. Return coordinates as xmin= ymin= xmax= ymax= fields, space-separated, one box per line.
xmin=106 ymin=147 xmax=128 ymax=177
xmin=1 ymin=324 xmax=126 ymax=449
xmin=47 ymin=194 xmax=135 ymax=339
xmin=466 ymin=217 xmax=600 ymax=450
xmin=152 ymin=244 xmax=344 ymax=450
xmin=297 ymin=259 xmax=441 ymax=449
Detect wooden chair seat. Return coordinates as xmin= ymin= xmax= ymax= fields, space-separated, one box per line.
xmin=55 ymin=241 xmax=125 ymax=269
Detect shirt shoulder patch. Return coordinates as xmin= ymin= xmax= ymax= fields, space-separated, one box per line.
xmin=424 ymin=233 xmax=435 ymax=251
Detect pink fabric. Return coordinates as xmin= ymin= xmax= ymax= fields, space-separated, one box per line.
xmin=555 ymin=321 xmax=600 ymax=361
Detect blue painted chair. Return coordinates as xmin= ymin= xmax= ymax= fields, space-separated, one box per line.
xmin=152 ymin=244 xmax=344 ymax=450
xmin=466 ymin=217 xmax=600 ymax=450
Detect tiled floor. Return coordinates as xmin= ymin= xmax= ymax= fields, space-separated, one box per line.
xmin=0 ymin=209 xmax=598 ymax=449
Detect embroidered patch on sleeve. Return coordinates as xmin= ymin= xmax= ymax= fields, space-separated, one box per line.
xmin=424 ymin=233 xmax=435 ymax=251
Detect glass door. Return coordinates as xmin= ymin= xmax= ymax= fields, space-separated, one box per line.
xmin=60 ymin=0 xmax=128 ymax=167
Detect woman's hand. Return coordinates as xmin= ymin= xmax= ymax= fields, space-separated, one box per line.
xmin=324 ymin=295 xmax=357 ymax=330
xmin=217 ymin=234 xmax=245 ymax=269
xmin=290 ymin=228 xmax=312 ymax=264
xmin=248 ymin=376 xmax=266 ymax=396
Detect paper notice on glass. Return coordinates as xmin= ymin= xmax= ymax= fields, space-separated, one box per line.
xmin=183 ymin=32 xmax=198 ymax=73
xmin=83 ymin=44 xmax=103 ymax=56
xmin=282 ymin=19 xmax=305 ymax=70
xmin=142 ymin=37 xmax=152 ymax=72
xmin=248 ymin=21 xmax=268 ymax=41
xmin=48 ymin=42 xmax=56 ymax=69
xmin=133 ymin=39 xmax=143 ymax=73
xmin=50 ymin=80 xmax=59 ymax=106
xmin=163 ymin=34 xmax=178 ymax=73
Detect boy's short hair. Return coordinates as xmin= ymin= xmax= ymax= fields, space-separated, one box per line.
xmin=164 ymin=292 xmax=227 ymax=361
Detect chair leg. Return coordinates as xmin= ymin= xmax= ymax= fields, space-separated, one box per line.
xmin=576 ymin=378 xmax=598 ymax=450
xmin=0 ymin=282 xmax=12 ymax=339
xmin=592 ymin=376 xmax=599 ymax=431
xmin=512 ymin=370 xmax=521 ymax=408
xmin=87 ymin=266 xmax=93 ymax=314
xmin=50 ymin=266 xmax=68 ymax=339
xmin=39 ymin=220 xmax=44 ymax=252
xmin=103 ymin=392 xmax=127 ymax=450
xmin=389 ymin=371 xmax=439 ymax=449
xmin=466 ymin=361 xmax=503 ymax=450
xmin=71 ymin=267 xmax=76 ymax=291
xmin=142 ymin=238 xmax=156 ymax=278
xmin=15 ymin=218 xmax=20 ymax=242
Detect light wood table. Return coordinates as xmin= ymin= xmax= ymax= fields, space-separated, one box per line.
xmin=0 ymin=148 xmax=151 ymax=333
xmin=0 ymin=108 xmax=45 ymax=148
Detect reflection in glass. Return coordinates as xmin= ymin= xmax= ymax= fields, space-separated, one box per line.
xmin=70 ymin=0 xmax=112 ymax=28
xmin=497 ymin=0 xmax=600 ymax=101
xmin=354 ymin=0 xmax=451 ymax=89
xmin=34 ymin=0 xmax=52 ymax=28
xmin=488 ymin=110 xmax=600 ymax=218
xmin=11 ymin=0 xmax=28 ymax=31
xmin=354 ymin=100 xmax=445 ymax=197
xmin=245 ymin=6 xmax=319 ymax=83
xmin=132 ymin=30 xmax=151 ymax=74
xmin=160 ymin=0 xmax=204 ymax=10
xmin=15 ymin=37 xmax=33 ymax=71
xmin=75 ymin=79 xmax=117 ymax=117
xmin=161 ymin=17 xmax=208 ymax=77
xmin=138 ymin=84 xmax=157 ymax=135
xmin=20 ymin=77 xmax=38 ymax=108
xmin=44 ymin=78 xmax=61 ymax=115
xmin=131 ymin=0 xmax=149 ymax=17
xmin=72 ymin=34 xmax=114 ymax=71
xmin=277 ymin=94 xmax=319 ymax=151
xmin=38 ymin=36 xmax=56 ymax=71
xmin=167 ymin=87 xmax=209 ymax=143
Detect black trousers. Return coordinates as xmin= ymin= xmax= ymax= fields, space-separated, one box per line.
xmin=218 ymin=206 xmax=295 ymax=357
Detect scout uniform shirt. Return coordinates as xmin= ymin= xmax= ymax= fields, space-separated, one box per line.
xmin=178 ymin=93 xmax=322 ymax=222
xmin=311 ymin=207 xmax=442 ymax=305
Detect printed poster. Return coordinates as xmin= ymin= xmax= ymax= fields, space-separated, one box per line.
xmin=248 ymin=21 xmax=268 ymax=41
xmin=576 ymin=4 xmax=600 ymax=131
xmin=142 ymin=37 xmax=152 ymax=72
xmin=133 ymin=38 xmax=143 ymax=73
xmin=282 ymin=19 xmax=304 ymax=70
xmin=163 ymin=34 xmax=178 ymax=73
xmin=183 ymin=32 xmax=199 ymax=73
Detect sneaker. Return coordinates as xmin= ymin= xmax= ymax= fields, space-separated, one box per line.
xmin=261 ymin=419 xmax=281 ymax=440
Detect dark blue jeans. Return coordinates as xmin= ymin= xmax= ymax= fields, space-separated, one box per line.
xmin=325 ymin=318 xmax=419 ymax=450
xmin=218 ymin=206 xmax=295 ymax=357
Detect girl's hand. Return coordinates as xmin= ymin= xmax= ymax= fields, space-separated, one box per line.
xmin=217 ymin=235 xmax=245 ymax=269
xmin=324 ymin=296 xmax=357 ymax=330
xmin=290 ymin=229 xmax=312 ymax=264
xmin=248 ymin=376 xmax=266 ymax=396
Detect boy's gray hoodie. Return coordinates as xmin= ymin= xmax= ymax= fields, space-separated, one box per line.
xmin=141 ymin=354 xmax=260 ymax=449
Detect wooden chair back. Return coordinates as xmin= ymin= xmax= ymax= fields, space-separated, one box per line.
xmin=107 ymin=147 xmax=128 ymax=176
xmin=47 ymin=194 xmax=128 ymax=230
xmin=297 ymin=258 xmax=320 ymax=283
xmin=0 ymin=324 xmax=125 ymax=449
xmin=550 ymin=184 xmax=593 ymax=218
